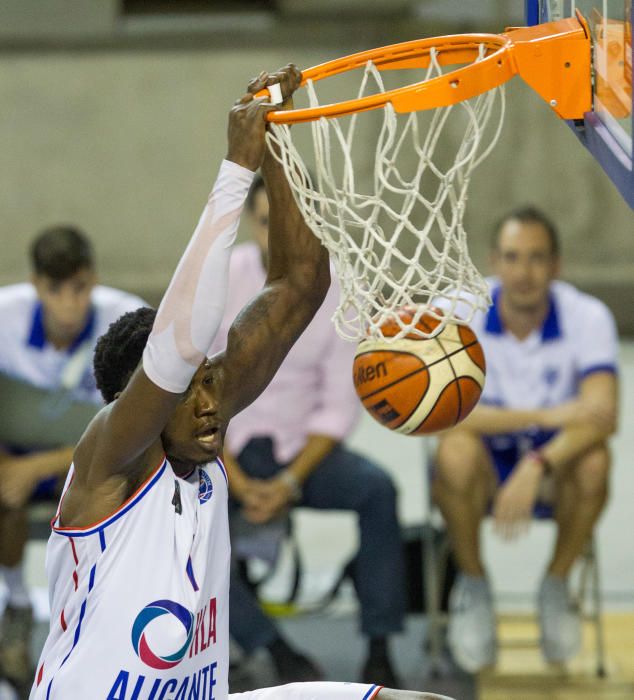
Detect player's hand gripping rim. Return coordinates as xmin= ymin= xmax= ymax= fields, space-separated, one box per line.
xmin=226 ymin=93 xmax=278 ymax=172
xmin=247 ymin=64 xmax=302 ymax=113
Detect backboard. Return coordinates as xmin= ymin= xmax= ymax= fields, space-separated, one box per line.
xmin=526 ymin=0 xmax=633 ymax=207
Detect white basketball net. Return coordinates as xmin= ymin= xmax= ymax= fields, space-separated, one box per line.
xmin=266 ymin=46 xmax=506 ymax=341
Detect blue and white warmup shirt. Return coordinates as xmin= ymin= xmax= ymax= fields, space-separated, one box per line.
xmin=30 ymin=458 xmax=231 ymax=700
xmin=473 ymin=279 xmax=618 ymax=409
xmin=466 ymin=279 xmax=618 ymax=453
xmin=0 ymin=283 xmax=146 ymax=405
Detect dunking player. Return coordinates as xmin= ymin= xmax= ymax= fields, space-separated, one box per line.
xmin=29 ymin=67 xmax=450 ymax=700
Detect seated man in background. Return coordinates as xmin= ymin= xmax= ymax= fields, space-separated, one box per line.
xmin=0 ymin=226 xmax=144 ymax=691
xmin=209 ymin=174 xmax=406 ymax=687
xmin=433 ymin=207 xmax=618 ymax=673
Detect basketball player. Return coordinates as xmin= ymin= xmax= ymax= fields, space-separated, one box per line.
xmin=433 ymin=207 xmax=618 ymax=672
xmin=0 ymin=226 xmax=144 ymax=693
xmin=29 ymin=66 xmax=451 ymax=700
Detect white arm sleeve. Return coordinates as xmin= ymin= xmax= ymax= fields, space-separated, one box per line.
xmin=143 ymin=159 xmax=255 ymax=393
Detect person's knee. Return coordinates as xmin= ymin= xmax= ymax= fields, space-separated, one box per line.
xmin=353 ymin=463 xmax=398 ymax=518
xmin=434 ymin=431 xmax=486 ymax=494
xmin=574 ymin=445 xmax=610 ymax=501
xmin=365 ymin=465 xmax=397 ymax=503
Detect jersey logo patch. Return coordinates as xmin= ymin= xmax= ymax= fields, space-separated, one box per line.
xmin=131 ymin=599 xmax=194 ymax=670
xmin=198 ymin=470 xmax=213 ymax=504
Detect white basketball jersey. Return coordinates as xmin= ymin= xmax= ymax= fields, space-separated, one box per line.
xmin=30 ymin=456 xmax=230 ymax=700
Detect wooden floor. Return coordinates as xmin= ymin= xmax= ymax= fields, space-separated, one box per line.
xmin=479 ymin=613 xmax=634 ymax=699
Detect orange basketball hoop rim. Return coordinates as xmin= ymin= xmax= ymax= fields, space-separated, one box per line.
xmin=259 ymin=11 xmax=591 ymax=122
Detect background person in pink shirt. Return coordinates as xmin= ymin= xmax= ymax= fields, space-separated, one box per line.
xmin=209 ymin=174 xmax=406 ymax=687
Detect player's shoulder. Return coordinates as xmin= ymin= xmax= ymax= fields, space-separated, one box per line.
xmin=0 ymin=283 xmax=37 ymax=316
xmin=444 ymin=278 xmax=495 ymax=333
xmin=551 ymin=280 xmax=615 ymax=323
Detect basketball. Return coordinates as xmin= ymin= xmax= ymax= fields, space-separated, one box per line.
xmin=353 ymin=309 xmax=486 ymax=435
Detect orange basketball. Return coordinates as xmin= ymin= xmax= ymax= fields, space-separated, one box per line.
xmin=353 ymin=309 xmax=486 ymax=435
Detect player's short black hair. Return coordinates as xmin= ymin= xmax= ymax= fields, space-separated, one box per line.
xmin=246 ymin=173 xmax=265 ymax=212
xmin=30 ymin=225 xmax=95 ymax=280
xmin=94 ymin=306 xmax=156 ymax=404
xmin=492 ymin=206 xmax=560 ymax=256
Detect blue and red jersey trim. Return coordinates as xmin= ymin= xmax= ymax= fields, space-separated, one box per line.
xmin=363 ymin=685 xmax=382 ymax=700
xmin=43 ymin=532 xmax=107 ymax=698
xmin=216 ymin=457 xmax=228 ymax=485
xmin=52 ymin=457 xmax=167 ymax=538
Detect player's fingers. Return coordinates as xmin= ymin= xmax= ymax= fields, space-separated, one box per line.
xmin=286 ymin=63 xmax=302 ymax=93
xmin=234 ymin=95 xmax=275 ymax=125
xmin=249 ymin=99 xmax=280 ymax=121
xmin=269 ymin=65 xmax=301 ymax=100
xmin=272 ymin=63 xmax=301 ymax=88
xmin=248 ymin=95 xmax=276 ymax=108
xmin=234 ymin=93 xmax=255 ymax=107
xmin=247 ymin=71 xmax=269 ymax=94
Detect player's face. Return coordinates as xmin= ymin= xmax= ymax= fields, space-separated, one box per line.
xmin=33 ymin=268 xmax=96 ymax=344
xmin=492 ymin=220 xmax=559 ymax=312
xmin=248 ymin=188 xmax=269 ymax=264
xmin=161 ymin=360 xmax=225 ymax=469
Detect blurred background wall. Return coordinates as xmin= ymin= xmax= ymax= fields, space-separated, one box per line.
xmin=0 ymin=0 xmax=632 ymax=330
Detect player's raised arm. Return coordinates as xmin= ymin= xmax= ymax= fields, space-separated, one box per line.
xmin=74 ymin=94 xmax=275 ymax=480
xmin=217 ymin=65 xmax=331 ymax=418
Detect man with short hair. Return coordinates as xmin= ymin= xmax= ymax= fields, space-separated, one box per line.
xmin=433 ymin=206 xmax=618 ymax=672
xmin=0 ymin=225 xmax=145 ymax=691
xmin=210 ymin=173 xmax=406 ymax=686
